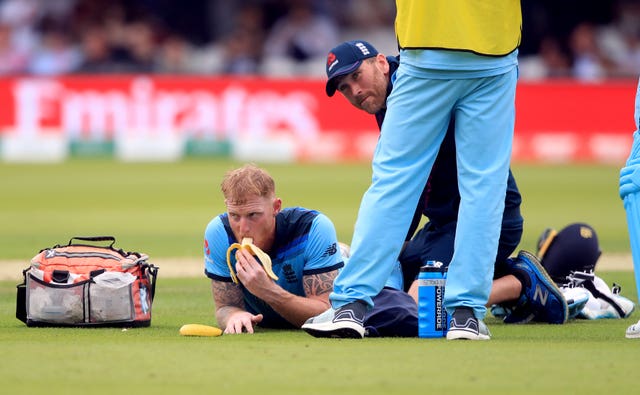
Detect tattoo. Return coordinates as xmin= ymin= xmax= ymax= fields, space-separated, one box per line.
xmin=303 ymin=270 xmax=338 ymax=297
xmin=212 ymin=280 xmax=245 ymax=309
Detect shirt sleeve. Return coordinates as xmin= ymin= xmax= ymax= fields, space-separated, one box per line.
xmin=302 ymin=213 xmax=344 ymax=275
xmin=203 ymin=216 xmax=233 ymax=281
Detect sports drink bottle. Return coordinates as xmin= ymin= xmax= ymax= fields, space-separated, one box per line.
xmin=418 ymin=261 xmax=448 ymax=338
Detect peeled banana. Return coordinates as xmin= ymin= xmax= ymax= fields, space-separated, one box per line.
xmin=225 ymin=237 xmax=279 ymax=284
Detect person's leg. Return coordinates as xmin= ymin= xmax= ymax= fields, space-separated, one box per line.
xmin=621 ymin=77 xmax=640 ymax=304
xmin=330 ymin=70 xmax=457 ymax=308
xmin=399 ymin=222 xmax=456 ymax=293
xmin=403 ymin=221 xmax=524 ymax=306
xmin=487 ymin=275 xmax=521 ymax=305
xmin=409 ymin=273 xmax=522 ymax=307
xmin=620 ymin=77 xmax=640 ymax=337
xmin=489 ymin=218 xmax=524 ymax=306
xmin=364 ymin=288 xmax=418 ymax=337
xmin=302 ymin=71 xmax=460 ymax=338
xmin=444 ymin=69 xmax=517 ymax=322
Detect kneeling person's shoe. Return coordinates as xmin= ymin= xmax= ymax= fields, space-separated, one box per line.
xmin=508 ymin=250 xmax=569 ymax=324
xmin=302 ymin=301 xmax=366 ymax=339
xmin=446 ymin=307 xmax=491 ymax=340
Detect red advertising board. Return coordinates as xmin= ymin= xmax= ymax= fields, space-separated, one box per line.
xmin=0 ymin=76 xmax=636 ymax=163
xmin=514 ymin=80 xmax=636 ymax=163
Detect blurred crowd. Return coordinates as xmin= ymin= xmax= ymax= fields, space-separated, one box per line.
xmin=0 ymin=0 xmax=637 ymax=81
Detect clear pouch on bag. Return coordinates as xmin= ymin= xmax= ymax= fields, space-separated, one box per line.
xmin=26 ymin=275 xmax=86 ymax=324
xmin=89 ymin=272 xmax=136 ymax=322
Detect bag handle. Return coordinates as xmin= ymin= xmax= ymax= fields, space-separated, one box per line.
xmin=67 ymin=236 xmax=116 ymax=248
xmin=52 ymin=236 xmax=144 ymax=261
xmin=147 ymin=264 xmax=159 ymax=301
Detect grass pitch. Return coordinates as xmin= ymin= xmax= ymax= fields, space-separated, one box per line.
xmin=0 ymin=159 xmax=637 ymax=394
xmin=1 ymin=272 xmax=638 ymax=395
xmin=0 ymin=159 xmax=630 ymax=259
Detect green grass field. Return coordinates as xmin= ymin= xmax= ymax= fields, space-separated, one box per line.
xmin=1 ymin=274 xmax=638 ymax=394
xmin=1 ymin=159 xmax=638 ymax=394
xmin=0 ymin=159 xmax=631 ymax=259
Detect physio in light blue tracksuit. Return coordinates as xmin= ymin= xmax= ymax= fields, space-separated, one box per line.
xmin=620 ymin=77 xmax=640 ymax=303
xmin=330 ymin=1 xmax=521 ymax=323
xmin=620 ymin=77 xmax=640 ymax=337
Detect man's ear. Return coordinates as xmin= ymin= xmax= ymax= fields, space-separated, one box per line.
xmin=273 ymin=198 xmax=282 ymax=215
xmin=377 ymin=53 xmax=389 ymax=74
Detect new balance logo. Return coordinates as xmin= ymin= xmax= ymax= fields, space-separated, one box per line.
xmin=533 ymin=285 xmax=548 ymax=306
xmin=321 ymin=243 xmax=337 ymax=258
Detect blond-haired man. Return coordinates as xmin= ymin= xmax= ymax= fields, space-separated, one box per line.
xmin=204 ymin=164 xmax=417 ymax=336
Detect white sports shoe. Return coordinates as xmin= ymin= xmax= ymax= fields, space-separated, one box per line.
xmin=626 ymin=319 xmax=640 ymax=339
xmin=560 ymin=286 xmax=590 ymax=319
xmin=302 ymin=301 xmax=367 ymax=339
xmin=577 ymin=275 xmax=635 ymax=320
xmin=562 ymin=271 xmax=635 ymax=320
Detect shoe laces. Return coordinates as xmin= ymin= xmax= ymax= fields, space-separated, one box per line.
xmin=562 ymin=270 xmax=595 ymax=288
xmin=612 ymin=283 xmax=622 ymax=295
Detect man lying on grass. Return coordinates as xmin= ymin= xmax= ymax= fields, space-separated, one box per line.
xmin=203 ymin=164 xmax=417 ymax=336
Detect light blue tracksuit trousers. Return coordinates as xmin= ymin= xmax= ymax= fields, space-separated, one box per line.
xmin=619 ymin=77 xmax=640 ymax=303
xmin=331 ymin=61 xmax=517 ymax=320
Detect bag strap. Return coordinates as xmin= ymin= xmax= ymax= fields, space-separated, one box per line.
xmin=67 ymin=236 xmax=116 ymax=248
xmin=63 ymin=236 xmax=143 ymax=259
xmin=145 ymin=264 xmax=159 ymax=301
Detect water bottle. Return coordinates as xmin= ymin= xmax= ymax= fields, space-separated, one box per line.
xmin=418 ymin=261 xmax=448 ymax=338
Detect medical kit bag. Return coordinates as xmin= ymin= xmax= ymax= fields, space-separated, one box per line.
xmin=16 ymin=236 xmax=158 ymax=327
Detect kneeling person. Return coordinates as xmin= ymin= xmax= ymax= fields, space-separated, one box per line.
xmin=310 ymin=40 xmax=568 ymax=336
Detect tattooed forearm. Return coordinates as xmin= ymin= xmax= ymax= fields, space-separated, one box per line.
xmin=211 ymin=280 xmax=245 ymax=308
xmin=303 ymin=270 xmax=338 ymax=297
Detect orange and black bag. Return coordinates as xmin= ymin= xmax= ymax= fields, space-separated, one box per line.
xmin=16 ymin=236 xmax=158 ymax=327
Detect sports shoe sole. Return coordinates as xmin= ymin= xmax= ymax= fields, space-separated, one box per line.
xmin=302 ymin=322 xmax=365 ymax=339
xmin=446 ymin=308 xmax=491 ymax=340
xmin=446 ymin=328 xmax=490 ymax=341
xmin=519 ymin=250 xmax=569 ymax=324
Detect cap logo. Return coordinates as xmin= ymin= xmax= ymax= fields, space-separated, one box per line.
xmin=355 ymin=42 xmax=371 ymax=56
xmin=327 ymin=52 xmax=339 ymax=73
xmin=327 ymin=52 xmax=336 ymax=66
xmin=579 ymin=226 xmax=593 ymax=239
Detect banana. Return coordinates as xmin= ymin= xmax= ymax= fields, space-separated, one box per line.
xmin=225 ymin=237 xmax=279 ymax=284
xmin=179 ymin=323 xmax=223 ymax=337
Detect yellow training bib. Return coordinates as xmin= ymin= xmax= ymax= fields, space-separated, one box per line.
xmin=395 ymin=0 xmax=522 ymax=56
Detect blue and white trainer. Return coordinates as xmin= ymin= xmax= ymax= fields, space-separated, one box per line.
xmin=302 ymin=301 xmax=367 ymax=339
xmin=446 ymin=307 xmax=491 ymax=340
xmin=504 ymin=250 xmax=569 ymax=324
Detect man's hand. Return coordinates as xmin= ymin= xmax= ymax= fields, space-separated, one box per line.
xmin=235 ymin=248 xmax=277 ymax=298
xmin=212 ymin=280 xmax=263 ymax=334
xmin=223 ymin=310 xmax=264 ymax=334
xmin=226 ymin=238 xmax=278 ymax=283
